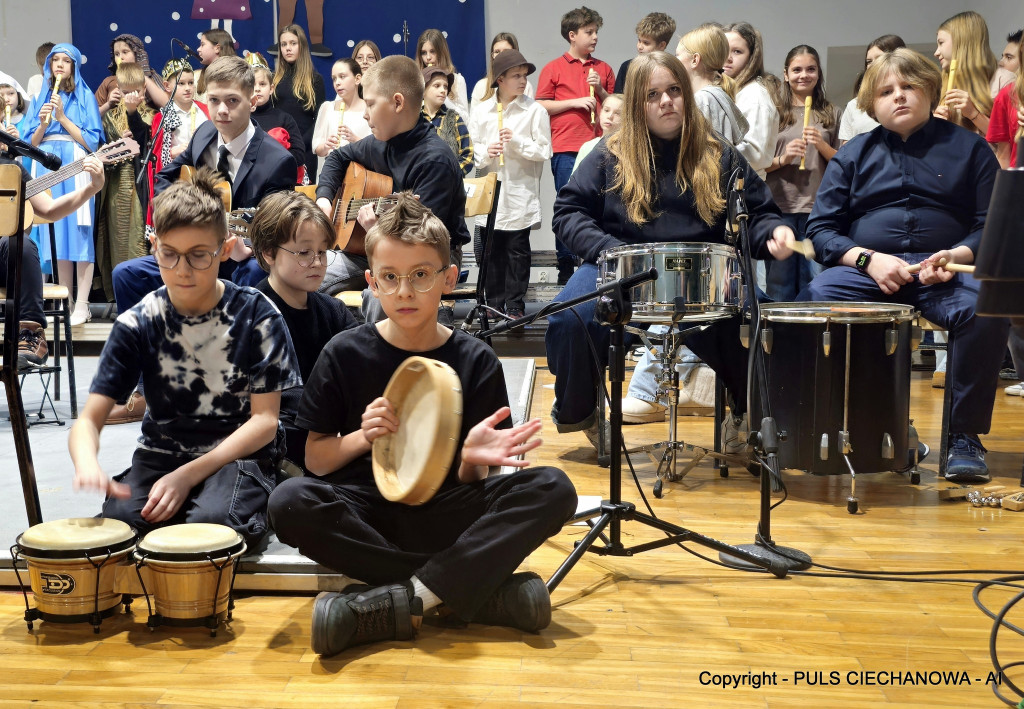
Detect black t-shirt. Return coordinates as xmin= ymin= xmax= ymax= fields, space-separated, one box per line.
xmin=297 ymin=323 xmax=509 ymax=488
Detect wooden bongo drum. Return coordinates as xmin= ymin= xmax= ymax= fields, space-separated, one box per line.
xmin=134 ymin=523 xmax=246 ymax=635
xmin=12 ymin=517 xmax=136 ymax=632
xmin=372 ymin=356 xmax=463 ymax=505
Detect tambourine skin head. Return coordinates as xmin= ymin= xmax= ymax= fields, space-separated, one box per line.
xmin=372 ymin=356 xmax=463 ymax=505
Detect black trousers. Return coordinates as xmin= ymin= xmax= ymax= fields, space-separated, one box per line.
xmin=268 ymin=466 xmax=577 ymax=619
xmin=102 ymin=447 xmax=279 ymax=548
xmin=0 ymin=235 xmax=45 ymax=327
xmin=482 ymin=228 xmax=532 ymax=312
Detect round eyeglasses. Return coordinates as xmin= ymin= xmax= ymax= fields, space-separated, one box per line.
xmin=371 ymin=267 xmax=446 ymax=295
xmin=153 ymin=245 xmax=223 ymax=271
xmin=277 ymin=246 xmax=337 ymax=268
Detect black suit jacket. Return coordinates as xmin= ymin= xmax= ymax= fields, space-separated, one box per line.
xmin=154 ymin=119 xmax=296 ymax=209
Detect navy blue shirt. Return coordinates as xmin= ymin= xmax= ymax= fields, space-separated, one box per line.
xmin=806 ymin=117 xmax=999 ymax=267
xmin=554 ymin=137 xmax=785 ymax=264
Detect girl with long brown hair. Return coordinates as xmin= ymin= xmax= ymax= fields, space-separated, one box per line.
xmin=545 ymin=51 xmax=794 ymax=447
xmin=839 ymin=34 xmax=905 ymax=143
xmin=417 ymin=28 xmax=468 ymax=118
xmin=273 ymin=24 xmax=326 ymax=182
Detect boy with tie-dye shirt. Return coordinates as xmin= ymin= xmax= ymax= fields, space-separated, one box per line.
xmin=69 ymin=169 xmax=301 ymax=546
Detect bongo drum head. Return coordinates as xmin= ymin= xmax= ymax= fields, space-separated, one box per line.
xmin=18 ymin=518 xmax=134 ymax=556
xmin=372 ymin=356 xmax=463 ymax=505
xmin=138 ymin=523 xmax=244 ymax=558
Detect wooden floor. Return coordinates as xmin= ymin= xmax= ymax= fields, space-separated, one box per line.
xmin=3 ymin=363 xmax=1024 ymax=708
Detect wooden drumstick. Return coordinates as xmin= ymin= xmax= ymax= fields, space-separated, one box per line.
xmin=906 ymin=258 xmax=975 ymax=274
xmin=799 ymin=95 xmax=812 ymax=170
xmin=496 ymin=101 xmax=504 ymax=166
xmin=44 ymin=73 xmax=62 ymax=126
xmin=784 ymin=232 xmax=815 ymax=259
xmin=588 ymin=69 xmax=596 ymax=125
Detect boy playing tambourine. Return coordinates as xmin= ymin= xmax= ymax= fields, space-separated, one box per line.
xmin=268 ymin=193 xmax=577 ymax=656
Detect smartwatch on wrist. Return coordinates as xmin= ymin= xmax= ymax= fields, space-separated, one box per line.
xmin=855 ymin=250 xmax=874 ymax=273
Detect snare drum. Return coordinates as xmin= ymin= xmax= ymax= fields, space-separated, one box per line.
xmin=373 ymin=356 xmax=463 ymax=505
xmin=756 ymin=302 xmax=916 ymax=476
xmin=13 ymin=517 xmax=135 ymax=632
xmin=134 ymin=523 xmax=246 ymax=634
xmin=597 ymin=242 xmax=741 ymax=322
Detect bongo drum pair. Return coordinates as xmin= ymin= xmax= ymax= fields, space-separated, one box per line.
xmin=12 ymin=519 xmax=245 ymax=636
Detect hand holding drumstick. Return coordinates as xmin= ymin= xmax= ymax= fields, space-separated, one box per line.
xmin=906 ymin=254 xmax=974 ymax=285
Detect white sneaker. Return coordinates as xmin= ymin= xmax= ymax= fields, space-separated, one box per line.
xmin=721 ymin=413 xmax=750 ymax=456
xmin=1006 ymin=383 xmax=1023 ymax=397
xmin=622 ymin=397 xmax=666 ymax=424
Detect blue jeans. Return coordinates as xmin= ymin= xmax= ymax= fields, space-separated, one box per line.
xmin=801 ymin=260 xmax=1009 ymax=434
xmin=544 ymin=263 xmax=749 ymax=431
xmin=766 ymin=213 xmax=821 ymax=301
xmin=550 ymin=152 xmax=578 ymax=268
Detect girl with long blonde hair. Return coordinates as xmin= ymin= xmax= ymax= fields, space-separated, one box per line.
xmin=273 ymin=24 xmax=325 ymax=182
xmin=935 ymin=11 xmax=1015 ymax=136
xmin=675 ymin=24 xmax=748 ymax=148
xmin=546 ymin=51 xmax=795 ymax=439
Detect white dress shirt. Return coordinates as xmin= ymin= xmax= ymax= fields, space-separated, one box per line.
xmin=468 ymin=93 xmax=552 ymax=231
xmin=204 ymin=120 xmax=256 ymax=182
xmin=167 ymin=101 xmax=209 ymax=152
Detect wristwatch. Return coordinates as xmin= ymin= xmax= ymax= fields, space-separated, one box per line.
xmin=855 ymin=250 xmax=874 ymax=273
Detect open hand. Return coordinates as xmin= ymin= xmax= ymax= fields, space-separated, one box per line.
xmin=462 ymin=407 xmax=542 ymax=469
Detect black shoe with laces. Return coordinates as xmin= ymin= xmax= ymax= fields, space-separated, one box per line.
xmin=311 ymin=582 xmax=422 ymax=656
xmin=17 ymin=324 xmax=48 ymax=370
xmin=471 ymin=571 xmax=551 ymax=632
xmin=945 ymin=433 xmax=990 ymax=483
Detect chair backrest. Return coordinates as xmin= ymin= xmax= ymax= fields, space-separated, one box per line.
xmin=464 ymin=172 xmax=498 ymax=219
xmin=295 ymin=184 xmax=318 ymax=201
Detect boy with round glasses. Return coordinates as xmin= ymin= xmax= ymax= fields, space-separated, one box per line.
xmin=268 ymin=192 xmax=577 ymax=657
xmin=69 ymin=169 xmax=300 ymax=546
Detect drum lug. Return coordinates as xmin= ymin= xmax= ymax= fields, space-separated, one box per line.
xmin=910 ymin=325 xmax=922 ymax=351
xmin=839 ymin=430 xmax=852 ymax=455
xmin=885 ymin=328 xmax=899 ymax=356
xmin=822 ymin=330 xmax=831 ymax=357
xmin=819 ymin=434 xmax=829 ymax=460
xmin=760 ymin=327 xmax=773 ymax=354
xmin=881 ymin=433 xmax=894 ymax=460
xmin=739 ymin=324 xmax=750 ymax=349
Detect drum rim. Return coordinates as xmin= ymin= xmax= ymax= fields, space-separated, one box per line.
xmin=598 ymin=241 xmax=737 ymax=261
xmin=760 ymin=301 xmax=916 ymax=323
xmin=15 ymin=533 xmax=137 ymax=561
xmin=135 ymin=537 xmax=246 ymax=562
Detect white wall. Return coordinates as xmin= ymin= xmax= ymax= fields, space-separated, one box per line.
xmin=0 ymin=0 xmax=72 ymax=91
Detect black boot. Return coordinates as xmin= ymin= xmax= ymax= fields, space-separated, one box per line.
xmin=471 ymin=572 xmax=551 ymax=632
xmin=311 ymin=582 xmax=422 ymax=656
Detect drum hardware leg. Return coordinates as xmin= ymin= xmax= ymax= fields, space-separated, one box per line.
xmin=907 ymin=423 xmax=922 ymax=485
xmin=547 ymin=288 xmax=790 ymax=594
xmin=10 ymin=548 xmax=36 ymax=632
xmin=87 ymin=551 xmax=111 ymax=634
xmin=134 ymin=557 xmax=156 ymax=629
xmin=121 ymin=593 xmax=133 ymax=614
xmin=844 ymin=452 xmax=859 ymax=514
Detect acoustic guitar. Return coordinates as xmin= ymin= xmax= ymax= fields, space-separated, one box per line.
xmin=22 ymin=137 xmax=140 ymax=225
xmin=330 ymin=163 xmax=400 ymax=255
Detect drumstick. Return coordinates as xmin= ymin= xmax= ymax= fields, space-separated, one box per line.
xmin=905 ymin=258 xmax=975 ymax=274
xmin=946 ymin=59 xmax=959 ymax=121
xmin=44 ymin=73 xmax=62 ymax=126
xmin=799 ymin=95 xmax=812 ymax=170
xmin=784 ymin=232 xmax=815 ymax=259
xmin=588 ymin=69 xmax=596 ymax=125
xmin=496 ymin=101 xmax=504 ymax=166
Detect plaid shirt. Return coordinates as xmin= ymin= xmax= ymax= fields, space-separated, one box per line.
xmin=422 ymin=104 xmax=474 ymax=177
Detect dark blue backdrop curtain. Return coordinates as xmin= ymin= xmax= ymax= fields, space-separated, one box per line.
xmin=70 ymin=1 xmax=485 ymax=99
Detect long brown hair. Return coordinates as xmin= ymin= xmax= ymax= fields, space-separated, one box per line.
xmin=417 ymin=29 xmax=460 ymax=104
xmin=607 ymin=51 xmax=724 ymax=226
xmin=939 ymin=11 xmax=1000 ymax=129
xmin=679 ymin=24 xmax=738 ymax=99
xmin=197 ymin=29 xmax=235 ymax=95
xmin=273 ymin=24 xmax=318 ymax=111
xmin=480 ymin=32 xmax=520 ymax=102
xmin=775 ymin=45 xmax=836 ymax=131
xmin=722 ymin=22 xmax=767 ymax=89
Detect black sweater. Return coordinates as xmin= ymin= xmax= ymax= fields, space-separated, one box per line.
xmin=272 ymin=69 xmax=325 ymax=181
xmin=252 ymin=102 xmax=306 ymax=175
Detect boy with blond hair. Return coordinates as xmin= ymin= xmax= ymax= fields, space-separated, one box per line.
xmin=268 ymin=193 xmax=576 ymax=656
xmin=536 ymin=5 xmax=615 ymax=284
xmin=614 ymin=12 xmax=677 ymax=93
xmin=70 ymin=169 xmax=300 ymax=546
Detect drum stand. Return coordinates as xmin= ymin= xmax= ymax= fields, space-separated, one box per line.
xmin=625 ymin=315 xmax=751 ymax=497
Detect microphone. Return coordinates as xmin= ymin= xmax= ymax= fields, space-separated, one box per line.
xmin=0 ymin=130 xmax=62 ymax=170
xmin=173 ymin=38 xmax=203 ymax=62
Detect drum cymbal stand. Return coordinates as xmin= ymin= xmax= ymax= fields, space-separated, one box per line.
xmin=625 ymin=312 xmax=751 ymax=498
xmin=717 ymin=170 xmax=811 ymax=573
xmin=545 ymin=280 xmax=790 ymax=593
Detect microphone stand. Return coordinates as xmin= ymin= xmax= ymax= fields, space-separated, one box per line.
xmin=402 ymin=21 xmax=410 ymax=57
xmin=136 ymin=50 xmax=189 ymax=192
xmin=718 ymin=172 xmax=810 ymax=572
xmin=473 ymin=268 xmax=791 ymax=590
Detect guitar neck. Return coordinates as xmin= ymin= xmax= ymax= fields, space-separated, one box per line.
xmin=341 ymin=195 xmax=400 ymax=222
xmin=25 ymin=155 xmax=89 ymax=199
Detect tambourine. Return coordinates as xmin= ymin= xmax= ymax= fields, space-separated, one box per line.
xmin=372 ymin=356 xmax=463 ymax=505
